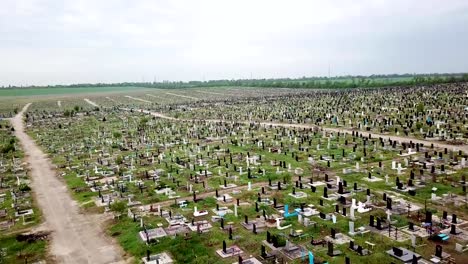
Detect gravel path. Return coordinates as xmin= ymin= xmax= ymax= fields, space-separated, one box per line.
xmin=11 ymin=103 xmax=125 ymax=264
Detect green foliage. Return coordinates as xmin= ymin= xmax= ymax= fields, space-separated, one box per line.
xmin=110 ymin=201 xmax=127 ymax=216
xmin=416 ymin=122 xmax=423 ymax=130
xmin=1 ymin=142 xmax=15 ymax=154
xmin=139 ymin=117 xmax=149 ymax=125
xmin=115 ymin=155 xmax=123 ymax=164
xmin=113 ymin=131 xmax=122 ymax=138
xmin=1 ymin=74 xmax=467 ymax=93
xmin=0 ymin=86 xmax=149 ymax=97
xmin=0 ymin=235 xmax=47 ymax=264
xmin=63 ymin=109 xmax=75 ymax=117
xmin=18 ymin=183 xmax=31 ymax=192
xmin=416 ymin=102 xmax=425 ymax=113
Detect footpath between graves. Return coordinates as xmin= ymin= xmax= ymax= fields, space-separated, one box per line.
xmin=11 ymin=103 xmax=127 ymax=264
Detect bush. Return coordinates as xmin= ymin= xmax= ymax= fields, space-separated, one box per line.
xmin=19 ymin=183 xmax=31 ymax=192
xmin=110 ymin=201 xmax=127 ymax=218
xmin=1 ymin=143 xmax=15 ymax=153
xmin=416 ymin=102 xmax=424 ymax=113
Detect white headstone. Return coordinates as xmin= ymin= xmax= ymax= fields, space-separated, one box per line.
xmin=349 ymin=221 xmax=355 ymax=234
xmin=386 ymin=210 xmax=392 ymax=221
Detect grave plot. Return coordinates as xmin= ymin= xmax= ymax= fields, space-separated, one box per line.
xmin=0 ymin=120 xmax=48 ymax=264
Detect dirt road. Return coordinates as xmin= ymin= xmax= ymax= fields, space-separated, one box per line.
xmin=11 ymin=103 xmax=125 ymax=264
xmin=131 ymin=108 xmax=468 ymax=153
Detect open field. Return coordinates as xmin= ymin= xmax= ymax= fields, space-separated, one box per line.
xmin=0 ymin=86 xmax=152 ymax=97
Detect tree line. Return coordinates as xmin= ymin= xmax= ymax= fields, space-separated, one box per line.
xmin=3 ymin=73 xmax=468 ymax=90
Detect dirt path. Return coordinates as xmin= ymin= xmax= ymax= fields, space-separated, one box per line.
xmin=124 ymin=95 xmax=152 ymax=103
xmin=84 ymin=98 xmax=99 ymax=107
xmin=11 ymin=103 xmax=125 ymax=264
xmin=195 ymin=90 xmax=224 ymax=95
xmin=164 ymin=92 xmax=199 ymax=100
xmin=129 ymin=108 xmax=468 ymax=153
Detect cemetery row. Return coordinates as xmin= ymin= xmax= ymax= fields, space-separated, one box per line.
xmin=25 ymin=107 xmax=468 ymax=263
xmin=0 ymin=120 xmax=48 ymax=264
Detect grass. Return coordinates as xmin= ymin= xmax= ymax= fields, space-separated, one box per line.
xmin=0 ymin=86 xmax=150 ymax=97
xmin=0 ymin=234 xmax=47 ymax=264
xmin=109 ymin=217 xmax=226 ymax=264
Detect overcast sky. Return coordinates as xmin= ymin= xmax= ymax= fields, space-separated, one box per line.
xmin=1 ymin=0 xmax=468 ymax=86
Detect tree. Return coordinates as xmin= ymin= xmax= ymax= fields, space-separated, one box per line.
xmin=416 ymin=102 xmax=425 ymax=113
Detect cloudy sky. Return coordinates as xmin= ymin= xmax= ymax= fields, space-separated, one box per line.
xmin=1 ymin=0 xmax=468 ymax=86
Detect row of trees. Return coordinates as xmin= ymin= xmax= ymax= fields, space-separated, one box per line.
xmin=3 ymin=73 xmax=468 ymax=90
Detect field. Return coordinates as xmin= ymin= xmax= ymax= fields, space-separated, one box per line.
xmin=0 ymin=86 xmax=152 ymax=97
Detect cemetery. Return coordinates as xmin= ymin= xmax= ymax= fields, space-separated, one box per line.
xmin=1 ymin=83 xmax=468 ymax=263
xmin=0 ymin=120 xmax=48 ymax=263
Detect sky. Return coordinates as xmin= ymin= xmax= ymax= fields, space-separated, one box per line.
xmin=1 ymin=0 xmax=468 ymax=86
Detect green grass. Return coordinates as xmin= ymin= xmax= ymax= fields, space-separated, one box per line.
xmin=0 ymin=234 xmax=47 ymax=264
xmin=109 ymin=217 xmax=226 ymax=264
xmin=0 ymin=86 xmax=150 ymax=97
